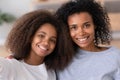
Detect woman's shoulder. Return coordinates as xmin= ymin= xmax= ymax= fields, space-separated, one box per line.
xmin=0 ymin=57 xmax=20 ymax=71
xmin=0 ymin=57 xmax=18 ymax=64
xmin=108 ymin=46 xmax=120 ymax=55
xmin=106 ymin=46 xmax=120 ymax=63
xmin=100 ymin=46 xmax=120 ymax=54
xmin=0 ymin=57 xmax=11 ymax=64
xmin=0 ymin=57 xmax=13 ymax=73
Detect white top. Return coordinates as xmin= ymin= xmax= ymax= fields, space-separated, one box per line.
xmin=0 ymin=58 xmax=56 ymax=80
xmin=57 ymin=46 xmax=120 ymax=80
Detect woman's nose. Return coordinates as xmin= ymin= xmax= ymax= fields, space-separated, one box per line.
xmin=42 ymin=39 xmax=49 ymax=46
xmin=77 ymin=27 xmax=84 ymax=36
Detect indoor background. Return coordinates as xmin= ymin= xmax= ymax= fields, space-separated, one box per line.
xmin=0 ymin=0 xmax=120 ymax=57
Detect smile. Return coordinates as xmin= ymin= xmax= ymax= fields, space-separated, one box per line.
xmin=77 ymin=36 xmax=89 ymax=43
xmin=38 ymin=45 xmax=48 ymax=51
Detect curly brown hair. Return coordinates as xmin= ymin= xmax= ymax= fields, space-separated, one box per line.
xmin=5 ymin=9 xmax=75 ymax=70
xmin=55 ymin=0 xmax=112 ymax=50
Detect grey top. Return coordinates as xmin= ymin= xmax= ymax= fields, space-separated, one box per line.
xmin=57 ymin=46 xmax=120 ymax=80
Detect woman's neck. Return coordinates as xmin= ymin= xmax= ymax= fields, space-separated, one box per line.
xmin=24 ymin=54 xmax=44 ymax=65
xmin=80 ymin=45 xmax=107 ymax=52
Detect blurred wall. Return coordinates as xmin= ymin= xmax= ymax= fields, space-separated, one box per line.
xmin=0 ymin=0 xmax=32 ymax=45
xmin=0 ymin=0 xmax=32 ymax=17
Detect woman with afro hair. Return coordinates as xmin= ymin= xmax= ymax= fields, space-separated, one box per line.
xmin=55 ymin=0 xmax=120 ymax=80
xmin=0 ymin=9 xmax=74 ymax=80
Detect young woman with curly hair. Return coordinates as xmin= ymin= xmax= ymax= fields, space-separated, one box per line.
xmin=55 ymin=0 xmax=120 ymax=80
xmin=0 ymin=9 xmax=74 ymax=80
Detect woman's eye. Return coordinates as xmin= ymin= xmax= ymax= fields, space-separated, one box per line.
xmin=38 ymin=34 xmax=45 ymax=38
xmin=69 ymin=25 xmax=77 ymax=30
xmin=84 ymin=23 xmax=90 ymax=28
xmin=50 ymin=39 xmax=56 ymax=44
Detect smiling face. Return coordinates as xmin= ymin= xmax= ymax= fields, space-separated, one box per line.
xmin=30 ymin=23 xmax=57 ymax=60
xmin=68 ymin=12 xmax=96 ymax=51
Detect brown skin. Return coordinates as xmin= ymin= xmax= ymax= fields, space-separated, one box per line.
xmin=24 ymin=23 xmax=57 ymax=65
xmin=5 ymin=10 xmax=75 ymax=70
xmin=68 ymin=12 xmax=107 ymax=52
xmin=55 ymin=0 xmax=112 ymax=53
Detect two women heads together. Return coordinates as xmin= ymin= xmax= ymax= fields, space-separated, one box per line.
xmin=6 ymin=0 xmax=111 ymax=70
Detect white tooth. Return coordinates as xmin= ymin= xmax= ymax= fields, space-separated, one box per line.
xmin=78 ymin=38 xmax=87 ymax=42
xmin=38 ymin=45 xmax=47 ymax=51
